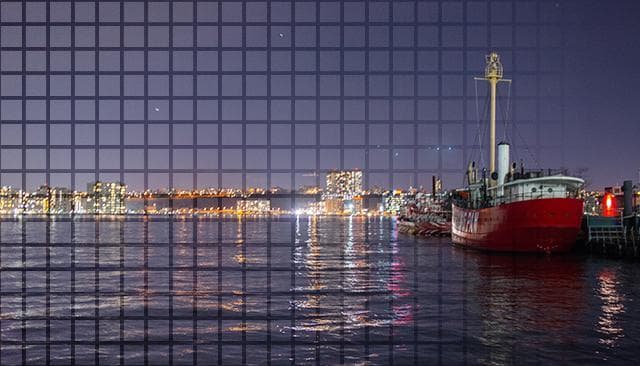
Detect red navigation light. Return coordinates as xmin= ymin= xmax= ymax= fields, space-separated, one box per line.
xmin=602 ymin=192 xmax=617 ymax=217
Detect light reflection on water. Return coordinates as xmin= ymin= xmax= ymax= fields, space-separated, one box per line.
xmin=596 ymin=268 xmax=625 ymax=348
xmin=0 ymin=217 xmax=638 ymax=365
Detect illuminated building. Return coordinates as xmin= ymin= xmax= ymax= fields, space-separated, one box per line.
xmin=323 ymin=170 xmax=363 ymax=200
xmin=22 ymin=186 xmax=50 ymax=214
xmin=383 ymin=190 xmax=409 ymax=215
xmin=49 ymin=187 xmax=73 ymax=214
xmin=298 ymin=186 xmax=321 ymax=195
xmin=73 ymin=192 xmax=92 ymax=214
xmin=297 ymin=201 xmax=324 ymax=215
xmin=582 ymin=191 xmax=601 ymax=215
xmin=236 ymin=199 xmax=271 ymax=213
xmin=432 ymin=176 xmax=443 ymax=195
xmin=344 ymin=196 xmax=364 ymax=214
xmin=0 ymin=186 xmax=21 ymax=214
xmin=323 ymin=198 xmax=344 ymax=215
xmin=88 ymin=181 xmax=127 ymax=214
xmin=322 ymin=170 xmax=363 ymax=214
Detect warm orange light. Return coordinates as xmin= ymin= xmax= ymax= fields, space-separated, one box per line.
xmin=602 ymin=193 xmax=617 ymax=217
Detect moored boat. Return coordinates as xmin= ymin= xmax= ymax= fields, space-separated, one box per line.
xmin=397 ymin=191 xmax=452 ymax=237
xmin=451 ymin=53 xmax=584 ymax=253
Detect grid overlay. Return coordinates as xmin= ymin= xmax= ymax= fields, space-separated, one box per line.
xmin=2 ymin=217 xmax=468 ymax=365
xmin=0 ymin=0 xmax=567 ymax=365
xmin=0 ymin=0 xmax=567 ymax=192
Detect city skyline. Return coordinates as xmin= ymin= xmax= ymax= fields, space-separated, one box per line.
xmin=0 ymin=170 xmax=433 ymax=215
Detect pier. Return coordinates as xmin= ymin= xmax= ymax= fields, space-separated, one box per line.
xmin=583 ymin=214 xmax=640 ymax=258
xmin=582 ymin=181 xmax=640 ymax=258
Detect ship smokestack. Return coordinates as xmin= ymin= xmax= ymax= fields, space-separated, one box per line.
xmin=497 ymin=142 xmax=510 ymax=195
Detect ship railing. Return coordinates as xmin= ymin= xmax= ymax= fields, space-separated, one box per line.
xmin=490 ymin=190 xmax=577 ymax=206
xmin=456 ymin=191 xmax=577 ymax=209
xmin=505 ymin=168 xmax=570 ymax=183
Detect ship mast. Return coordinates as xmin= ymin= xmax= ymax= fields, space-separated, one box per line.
xmin=475 ymin=53 xmax=510 ymax=185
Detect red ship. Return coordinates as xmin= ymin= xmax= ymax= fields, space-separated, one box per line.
xmin=451 ymin=53 xmax=584 ymax=253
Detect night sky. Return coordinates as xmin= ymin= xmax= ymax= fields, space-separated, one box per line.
xmin=0 ymin=0 xmax=638 ymax=192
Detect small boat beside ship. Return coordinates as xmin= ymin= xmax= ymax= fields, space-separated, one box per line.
xmin=398 ymin=206 xmax=451 ymax=236
xmin=397 ymin=179 xmax=452 ymax=237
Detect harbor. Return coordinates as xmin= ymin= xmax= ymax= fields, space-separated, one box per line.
xmin=396 ymin=176 xmax=640 ymax=259
xmin=0 ymin=0 xmax=639 ymax=364
xmin=1 ymin=215 xmax=639 ymax=365
xmin=581 ymin=181 xmax=640 ymax=258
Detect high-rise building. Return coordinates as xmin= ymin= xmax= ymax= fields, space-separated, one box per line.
xmin=322 ymin=170 xmax=364 ymax=214
xmin=236 ymin=199 xmax=271 ymax=213
xmin=88 ymin=181 xmax=127 ymax=214
xmin=323 ymin=170 xmax=363 ymax=201
xmin=49 ymin=187 xmax=73 ymax=214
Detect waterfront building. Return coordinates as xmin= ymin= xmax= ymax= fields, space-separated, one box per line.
xmin=383 ymin=190 xmax=409 ymax=215
xmin=344 ymin=196 xmax=364 ymax=214
xmin=88 ymin=181 xmax=127 ymax=214
xmin=582 ymin=191 xmax=601 ymax=215
xmin=298 ymin=186 xmax=321 ymax=195
xmin=22 ymin=186 xmax=50 ymax=214
xmin=0 ymin=186 xmax=21 ymax=214
xmin=323 ymin=198 xmax=344 ymax=214
xmin=323 ymin=170 xmax=363 ymax=201
xmin=19 ymin=185 xmax=74 ymax=214
xmin=73 ymin=192 xmax=92 ymax=214
xmin=49 ymin=187 xmax=73 ymax=214
xmin=236 ymin=199 xmax=271 ymax=213
xmin=322 ymin=170 xmax=363 ymax=214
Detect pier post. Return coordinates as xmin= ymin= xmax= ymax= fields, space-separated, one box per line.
xmin=623 ymin=180 xmax=633 ymax=218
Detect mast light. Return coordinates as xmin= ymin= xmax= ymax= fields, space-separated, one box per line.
xmin=485 ymin=52 xmax=504 ymax=79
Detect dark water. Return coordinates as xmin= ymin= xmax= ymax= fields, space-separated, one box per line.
xmin=0 ymin=216 xmax=638 ymax=365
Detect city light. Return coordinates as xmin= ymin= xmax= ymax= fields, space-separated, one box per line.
xmin=0 ymin=171 xmax=427 ymax=216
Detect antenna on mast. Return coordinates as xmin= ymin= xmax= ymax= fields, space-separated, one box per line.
xmin=474 ymin=52 xmax=511 ymax=186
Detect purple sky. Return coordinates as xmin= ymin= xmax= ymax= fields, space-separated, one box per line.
xmin=0 ymin=0 xmax=638 ymax=191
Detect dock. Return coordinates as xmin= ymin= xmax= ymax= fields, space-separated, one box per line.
xmin=583 ymin=214 xmax=640 ymax=258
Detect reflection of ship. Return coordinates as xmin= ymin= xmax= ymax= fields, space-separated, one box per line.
xmin=451 ymin=53 xmax=584 ymax=253
xmin=470 ymin=253 xmax=585 ymax=330
xmin=466 ymin=252 xmax=586 ymax=362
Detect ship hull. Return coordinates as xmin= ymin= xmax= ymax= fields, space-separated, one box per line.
xmin=452 ymin=198 xmax=584 ymax=253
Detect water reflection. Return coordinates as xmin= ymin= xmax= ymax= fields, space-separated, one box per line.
xmin=291 ymin=216 xmax=412 ymax=334
xmin=1 ymin=217 xmax=639 ymax=365
xmin=465 ymin=252 xmax=586 ymax=364
xmin=596 ymin=268 xmax=625 ymax=347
